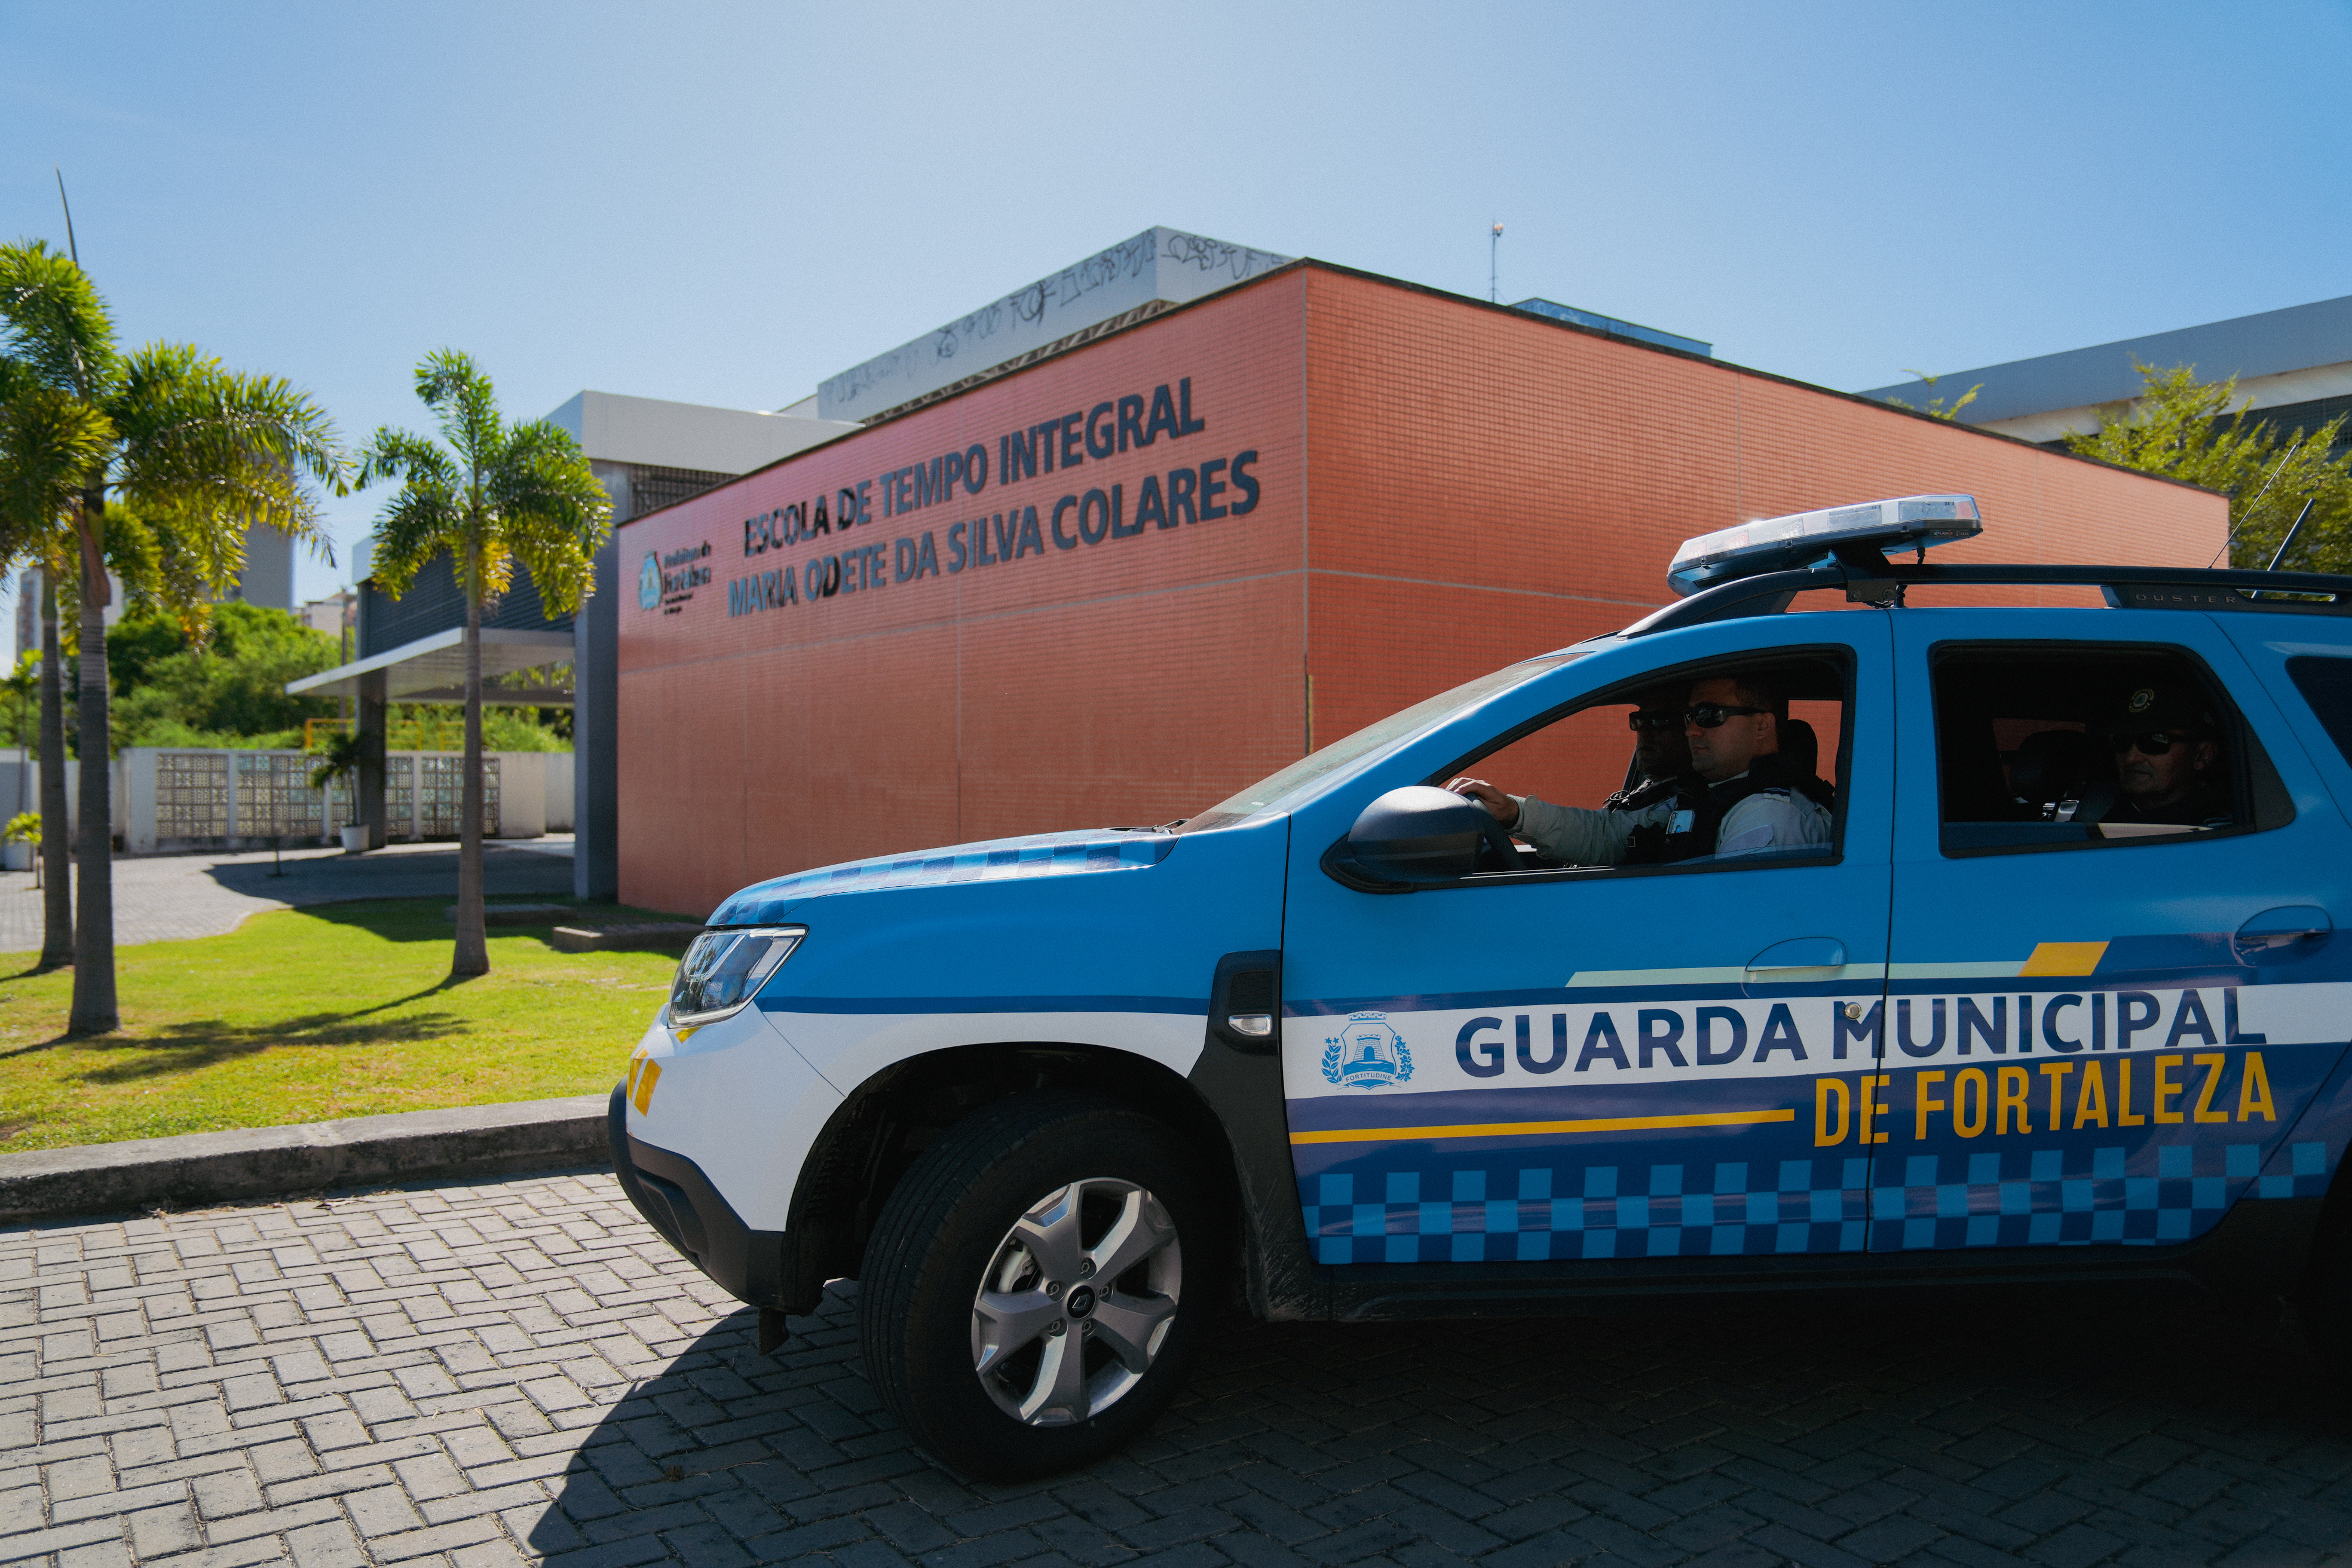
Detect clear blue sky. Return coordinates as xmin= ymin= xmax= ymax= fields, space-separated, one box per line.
xmin=4 ymin=1 xmax=2348 ymax=613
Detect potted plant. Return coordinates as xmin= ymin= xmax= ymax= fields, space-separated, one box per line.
xmin=308 ymin=733 xmax=369 ymax=853
xmin=1 ymin=812 xmax=36 ymax=873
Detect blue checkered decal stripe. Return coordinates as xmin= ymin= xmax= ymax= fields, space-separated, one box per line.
xmin=1298 ymin=1143 xmax=2329 ymax=1264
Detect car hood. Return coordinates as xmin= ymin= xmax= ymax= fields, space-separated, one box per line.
xmin=706 ymin=828 xmax=1180 ymax=926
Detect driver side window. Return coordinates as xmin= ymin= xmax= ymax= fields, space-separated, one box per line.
xmin=1454 ymin=653 xmax=1851 ymax=874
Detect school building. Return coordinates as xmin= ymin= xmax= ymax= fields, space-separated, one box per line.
xmin=611 ymin=237 xmax=2223 ymax=916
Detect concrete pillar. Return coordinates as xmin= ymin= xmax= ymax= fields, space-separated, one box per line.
xmin=357 ymin=675 xmax=387 ymax=850
xmin=573 ymin=536 xmax=619 ymax=899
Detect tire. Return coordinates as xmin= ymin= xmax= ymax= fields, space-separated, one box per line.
xmin=859 ymin=1091 xmax=1217 ymax=1479
xmin=2298 ymin=1206 xmax=2352 ymax=1376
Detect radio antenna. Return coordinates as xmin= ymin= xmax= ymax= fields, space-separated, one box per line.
xmin=2209 ymin=437 xmax=2301 ymax=568
xmin=54 ymin=167 xmax=79 ymax=268
xmin=2265 ymin=495 xmax=2319 ymax=572
xmin=1489 ymin=222 xmax=1503 ymax=303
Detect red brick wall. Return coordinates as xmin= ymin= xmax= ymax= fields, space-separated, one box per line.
xmin=1294 ymin=269 xmax=2219 ymax=813
xmin=617 ymin=272 xmax=1312 ymax=917
xmin=617 ymin=265 xmax=2223 ymax=915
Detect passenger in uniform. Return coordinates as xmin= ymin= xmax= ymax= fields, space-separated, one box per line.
xmin=1583 ymin=685 xmax=1706 ymax=860
xmin=2105 ymin=684 xmax=2232 ymax=828
xmin=1446 ymin=675 xmax=1832 ymax=864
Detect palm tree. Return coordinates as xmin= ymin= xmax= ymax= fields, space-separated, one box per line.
xmin=0 ymin=240 xmax=347 ymax=1033
xmin=0 ymin=651 xmax=40 ymax=899
xmin=35 ymin=567 xmax=68 ymax=969
xmin=357 ymin=351 xmax=608 ymax=978
xmin=0 ymin=351 xmax=107 ymax=967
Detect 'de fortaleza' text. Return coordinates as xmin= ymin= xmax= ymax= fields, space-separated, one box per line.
xmin=724 ymin=376 xmax=1257 ymax=617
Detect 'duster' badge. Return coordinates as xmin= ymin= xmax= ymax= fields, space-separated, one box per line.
xmin=1322 ymin=1012 xmax=1413 ymax=1089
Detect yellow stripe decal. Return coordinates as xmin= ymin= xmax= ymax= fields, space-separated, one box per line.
xmin=1290 ymin=1108 xmax=1796 ymax=1146
xmin=2018 ymin=941 xmax=2109 ymax=976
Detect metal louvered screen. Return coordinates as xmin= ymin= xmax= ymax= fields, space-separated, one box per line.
xmin=621 ymin=464 xmax=737 ymax=520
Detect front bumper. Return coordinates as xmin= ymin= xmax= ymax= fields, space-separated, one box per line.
xmin=608 ymin=1082 xmax=801 ymax=1309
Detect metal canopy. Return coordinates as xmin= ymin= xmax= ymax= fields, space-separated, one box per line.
xmin=286 ymin=626 xmax=574 ymax=706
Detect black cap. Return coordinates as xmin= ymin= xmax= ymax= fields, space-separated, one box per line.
xmin=2106 ymin=682 xmax=2216 ymax=737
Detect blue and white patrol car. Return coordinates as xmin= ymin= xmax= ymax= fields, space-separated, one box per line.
xmin=612 ymin=497 xmax=2352 ymax=1478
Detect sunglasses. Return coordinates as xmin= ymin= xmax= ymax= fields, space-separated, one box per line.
xmin=2111 ymin=732 xmax=2200 ymax=756
xmin=1684 ymin=704 xmax=1768 ymax=730
xmin=1627 ymin=710 xmax=1681 ymax=733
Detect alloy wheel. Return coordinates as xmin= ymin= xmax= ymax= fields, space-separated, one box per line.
xmin=969 ymin=1177 xmax=1183 ymax=1426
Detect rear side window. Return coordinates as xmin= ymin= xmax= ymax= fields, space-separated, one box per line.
xmin=1933 ymin=643 xmax=2287 ymax=855
xmin=2287 ymin=656 xmax=2352 ymax=767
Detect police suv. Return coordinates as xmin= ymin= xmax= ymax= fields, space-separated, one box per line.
xmin=612 ymin=497 xmax=2352 ymax=1478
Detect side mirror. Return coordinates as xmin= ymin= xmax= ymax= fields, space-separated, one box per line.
xmin=1328 ymin=785 xmax=1517 ymax=889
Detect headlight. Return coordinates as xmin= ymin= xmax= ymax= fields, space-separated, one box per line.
xmin=669 ymin=926 xmax=805 ymax=1027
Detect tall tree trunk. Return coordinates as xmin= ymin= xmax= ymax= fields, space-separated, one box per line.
xmin=68 ymin=499 xmax=116 ymax=1034
xmin=452 ymin=545 xmax=488 ymax=978
xmin=36 ymin=568 xmax=70 ymax=970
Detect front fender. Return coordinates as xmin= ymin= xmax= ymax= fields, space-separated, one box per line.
xmin=757 ymin=816 xmax=1290 ymax=1096
xmin=623 ymin=1003 xmax=843 ymax=1233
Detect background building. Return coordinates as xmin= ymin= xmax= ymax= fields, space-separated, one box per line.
xmin=615 ymin=256 xmax=2223 ymax=918
xmin=298 ymin=590 xmax=354 ymax=640
xmin=1509 ymin=298 xmax=1710 ymax=356
xmin=225 ymin=523 xmax=296 ymax=610
xmin=291 ymin=391 xmax=856 ymax=892
xmin=1857 ymin=294 xmax=2352 ymax=454
xmin=814 ymin=226 xmax=1291 ymax=425
xmin=12 ymin=520 xmax=294 ymax=663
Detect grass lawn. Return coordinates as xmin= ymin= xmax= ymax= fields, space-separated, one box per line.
xmin=0 ymin=899 xmax=687 ymax=1153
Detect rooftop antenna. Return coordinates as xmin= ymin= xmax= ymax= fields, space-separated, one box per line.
xmin=53 ymin=167 xmax=79 ymax=268
xmin=2208 ymin=437 xmax=2301 ymax=568
xmin=2265 ymin=495 xmax=2318 ymax=572
xmin=1489 ymin=222 xmax=1503 ymax=303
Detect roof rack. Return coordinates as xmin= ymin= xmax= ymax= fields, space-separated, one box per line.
xmin=1621 ymin=561 xmax=2352 ymax=638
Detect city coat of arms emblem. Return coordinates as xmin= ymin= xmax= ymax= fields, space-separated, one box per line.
xmin=639 ymin=552 xmax=662 ymax=611
xmin=1322 ymin=1011 xmax=1413 ymax=1089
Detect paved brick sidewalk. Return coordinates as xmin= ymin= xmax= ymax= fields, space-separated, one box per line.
xmin=0 ymin=839 xmax=580 ymax=954
xmin=7 ymin=1171 xmax=2352 ymax=1568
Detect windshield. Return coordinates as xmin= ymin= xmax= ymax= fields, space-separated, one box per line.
xmin=1175 ymin=651 xmax=1592 ymax=833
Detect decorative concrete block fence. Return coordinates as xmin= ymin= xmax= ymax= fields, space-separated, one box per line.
xmin=117 ymin=748 xmax=555 ymax=855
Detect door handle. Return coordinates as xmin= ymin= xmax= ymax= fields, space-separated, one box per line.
xmin=1744 ymin=938 xmax=1849 ymax=999
xmin=2235 ymin=906 xmax=2332 ymax=963
xmin=1746 ymin=937 xmax=1848 ymax=973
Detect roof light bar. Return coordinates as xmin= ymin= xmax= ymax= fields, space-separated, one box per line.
xmin=1667 ymin=494 xmax=1982 ymax=598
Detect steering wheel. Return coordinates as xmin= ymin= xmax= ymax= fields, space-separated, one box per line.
xmin=1473 ymin=810 xmax=1523 ymax=872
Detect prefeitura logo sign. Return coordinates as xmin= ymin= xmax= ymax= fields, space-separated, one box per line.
xmin=1323 ymin=1012 xmax=1413 ymax=1090
xmin=646 ymin=543 xmax=712 ymax=615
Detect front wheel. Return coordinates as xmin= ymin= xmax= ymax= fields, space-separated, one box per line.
xmin=859 ymin=1092 xmax=1217 ymax=1478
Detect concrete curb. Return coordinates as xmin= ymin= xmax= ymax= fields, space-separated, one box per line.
xmin=552 ymin=921 xmax=702 ymax=953
xmin=443 ymin=903 xmax=575 ymax=926
xmin=0 ymin=1095 xmax=612 ymax=1226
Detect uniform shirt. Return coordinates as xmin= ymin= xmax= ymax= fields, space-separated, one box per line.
xmin=1511 ymin=772 xmax=1832 ymax=865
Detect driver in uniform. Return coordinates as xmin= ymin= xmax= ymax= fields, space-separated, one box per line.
xmin=1447 ymin=675 xmax=1832 ymax=864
